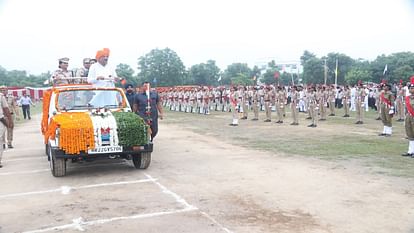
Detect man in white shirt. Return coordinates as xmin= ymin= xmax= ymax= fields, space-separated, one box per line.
xmin=18 ymin=93 xmax=34 ymax=120
xmin=87 ymin=48 xmax=119 ymax=87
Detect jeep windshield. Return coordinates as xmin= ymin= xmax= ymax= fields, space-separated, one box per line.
xmin=57 ymin=89 xmax=125 ymax=111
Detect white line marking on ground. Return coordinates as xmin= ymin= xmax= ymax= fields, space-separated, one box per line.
xmin=144 ymin=173 xmax=197 ymax=210
xmin=200 ymin=211 xmax=234 ymax=233
xmin=22 ymin=207 xmax=197 ymax=233
xmin=0 ymin=169 xmax=49 ymax=176
xmin=144 ymin=173 xmax=233 ymax=233
xmin=0 ymin=178 xmax=156 ymax=199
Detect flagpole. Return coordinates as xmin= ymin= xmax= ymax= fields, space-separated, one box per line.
xmin=335 ymin=58 xmax=338 ymax=87
xmin=324 ymin=59 xmax=327 ymax=85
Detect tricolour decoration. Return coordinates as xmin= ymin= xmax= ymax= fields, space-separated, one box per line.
xmin=90 ymin=109 xmax=119 ymax=147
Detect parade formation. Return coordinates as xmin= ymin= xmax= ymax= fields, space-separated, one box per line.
xmin=158 ymin=78 xmax=414 ymax=158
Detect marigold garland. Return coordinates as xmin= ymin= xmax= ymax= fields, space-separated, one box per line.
xmin=41 ymin=90 xmax=52 ymax=134
xmin=45 ymin=112 xmax=95 ymax=154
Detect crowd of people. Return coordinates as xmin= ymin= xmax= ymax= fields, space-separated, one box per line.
xmin=158 ymin=79 xmax=414 ymax=158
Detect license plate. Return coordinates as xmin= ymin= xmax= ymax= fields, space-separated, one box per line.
xmin=88 ymin=146 xmax=123 ymax=154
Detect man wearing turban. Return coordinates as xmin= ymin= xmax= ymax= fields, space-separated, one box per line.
xmin=87 ymin=48 xmax=119 ymax=88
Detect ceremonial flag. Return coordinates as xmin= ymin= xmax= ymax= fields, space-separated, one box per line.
xmin=383 ymin=64 xmax=388 ymax=76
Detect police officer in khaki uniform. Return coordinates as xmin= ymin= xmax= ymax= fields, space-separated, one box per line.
xmin=290 ymin=86 xmax=299 ymax=125
xmin=328 ymin=85 xmax=336 ymax=116
xmin=251 ymin=87 xmax=259 ymax=121
xmin=275 ymin=86 xmax=286 ymax=124
xmin=3 ymin=88 xmax=19 ymax=148
xmin=307 ymin=86 xmax=318 ymax=127
xmin=51 ymin=57 xmax=73 ymax=85
xmin=402 ymin=77 xmax=414 ymax=158
xmin=355 ymin=82 xmax=366 ymax=124
xmin=75 ymin=58 xmax=92 ymax=83
xmin=378 ymin=83 xmax=395 ymax=136
xmin=0 ymin=90 xmax=11 ymax=168
xmin=342 ymin=86 xmax=351 ymax=117
xmin=396 ymin=83 xmax=405 ymax=122
xmin=229 ymin=86 xmax=239 ymax=126
xmin=264 ymin=87 xmax=273 ymax=122
xmin=318 ymin=86 xmax=327 ymax=121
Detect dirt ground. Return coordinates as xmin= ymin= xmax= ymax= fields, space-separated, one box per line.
xmin=0 ymin=114 xmax=413 ymax=233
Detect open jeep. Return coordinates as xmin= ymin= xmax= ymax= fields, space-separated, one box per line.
xmin=41 ymin=82 xmax=153 ymax=177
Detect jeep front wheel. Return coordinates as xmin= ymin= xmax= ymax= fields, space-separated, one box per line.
xmin=49 ymin=145 xmax=66 ymax=177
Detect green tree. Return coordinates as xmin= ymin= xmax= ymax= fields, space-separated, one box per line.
xmin=345 ymin=68 xmax=372 ymax=85
xmin=137 ymin=48 xmax=186 ymax=87
xmin=393 ymin=65 xmax=413 ymax=82
xmin=116 ymin=63 xmax=138 ymax=86
xmin=221 ymin=63 xmax=252 ymax=85
xmin=189 ymin=60 xmax=220 ymax=86
xmin=302 ymin=57 xmax=324 ymax=84
xmin=260 ymin=60 xmax=279 ymax=85
xmin=324 ymin=53 xmax=354 ymax=85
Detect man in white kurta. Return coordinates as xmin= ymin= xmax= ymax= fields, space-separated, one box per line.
xmin=87 ymin=48 xmax=118 ymax=88
xmin=87 ymin=48 xmax=120 ymax=107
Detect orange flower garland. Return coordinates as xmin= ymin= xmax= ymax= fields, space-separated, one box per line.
xmin=41 ymin=90 xmax=52 ymax=134
xmin=45 ymin=112 xmax=95 ymax=154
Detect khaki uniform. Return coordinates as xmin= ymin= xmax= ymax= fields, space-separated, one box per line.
xmin=264 ymin=89 xmax=273 ymax=121
xmin=51 ymin=69 xmax=73 ymax=85
xmin=328 ymin=89 xmax=336 ymax=115
xmin=380 ymin=90 xmax=394 ymax=127
xmin=305 ymin=89 xmax=312 ymax=119
xmin=290 ymin=90 xmax=299 ymax=125
xmin=342 ymin=89 xmax=351 ymax=117
xmin=404 ymin=95 xmax=414 ymax=155
xmin=242 ymin=90 xmax=249 ymax=119
xmin=252 ymin=91 xmax=259 ymax=120
xmin=356 ymin=87 xmax=366 ymax=123
xmin=308 ymin=91 xmax=318 ymax=127
xmin=276 ymin=90 xmax=285 ymax=123
xmin=379 ymin=90 xmax=395 ymax=135
xmin=318 ymin=89 xmax=327 ymax=120
xmin=396 ymin=88 xmax=405 ymax=121
xmin=0 ymin=94 xmax=8 ymax=166
xmin=6 ymin=95 xmax=18 ymax=146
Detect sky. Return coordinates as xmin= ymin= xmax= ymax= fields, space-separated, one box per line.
xmin=0 ymin=0 xmax=413 ymax=75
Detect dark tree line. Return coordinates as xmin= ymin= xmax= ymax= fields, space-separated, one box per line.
xmin=2 ymin=48 xmax=414 ymax=87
